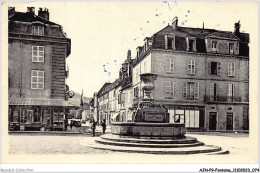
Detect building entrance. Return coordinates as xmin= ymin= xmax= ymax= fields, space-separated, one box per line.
xmin=226 ymin=113 xmax=233 ymax=130
xmin=209 ymin=112 xmax=217 ymax=130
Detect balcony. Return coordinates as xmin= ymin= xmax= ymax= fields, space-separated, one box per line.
xmin=204 ymin=96 xmax=241 ymax=103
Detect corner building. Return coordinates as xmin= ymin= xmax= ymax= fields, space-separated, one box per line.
xmin=8 ymin=7 xmax=71 ymax=131
xmin=132 ymin=17 xmax=249 ymax=131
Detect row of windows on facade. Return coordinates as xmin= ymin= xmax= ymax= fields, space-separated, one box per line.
xmin=99 ymin=89 xmax=119 ymax=102
xmin=135 ymin=59 xmax=236 ymax=80
xmin=133 ymin=82 xmax=236 ymax=99
xmin=164 ymin=36 xmax=236 ymax=54
xmin=31 ymin=45 xmax=238 ymax=78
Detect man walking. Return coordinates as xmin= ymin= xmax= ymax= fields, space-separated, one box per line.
xmin=91 ymin=121 xmax=96 ymax=137
xmin=101 ymin=119 xmax=106 ymax=134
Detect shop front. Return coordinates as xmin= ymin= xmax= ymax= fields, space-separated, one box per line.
xmin=166 ymin=105 xmax=205 ymax=131
xmin=9 ymin=98 xmax=72 ymax=131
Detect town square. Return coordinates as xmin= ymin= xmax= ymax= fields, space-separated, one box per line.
xmin=1 ymin=1 xmax=259 ymax=172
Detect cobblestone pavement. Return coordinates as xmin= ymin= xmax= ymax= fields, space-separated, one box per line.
xmin=9 ymin=132 xmax=254 ymax=162
xmin=9 ymin=134 xmax=113 ymax=154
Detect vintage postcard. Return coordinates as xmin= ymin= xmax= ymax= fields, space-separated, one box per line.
xmin=1 ymin=0 xmax=259 ymax=170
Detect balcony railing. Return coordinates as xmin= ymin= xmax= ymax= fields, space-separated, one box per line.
xmin=204 ymin=96 xmax=241 ymax=102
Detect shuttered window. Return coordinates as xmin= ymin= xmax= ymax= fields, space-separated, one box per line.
xmin=166 ymin=58 xmax=174 ymax=73
xmin=228 ymin=84 xmax=234 ymax=97
xmin=210 ymin=83 xmax=217 ymax=100
xmin=187 ymin=60 xmax=195 ymax=74
xmin=166 ymin=81 xmax=175 ymax=98
xmin=183 ymin=82 xmax=199 ymax=99
xmin=228 ymin=62 xmax=235 ymax=77
xmin=209 ymin=61 xmax=221 ymax=75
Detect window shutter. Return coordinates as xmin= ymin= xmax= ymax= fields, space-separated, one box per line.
xmin=228 ymin=62 xmax=232 ymax=76
xmin=217 ymin=62 xmax=221 ymax=76
xmin=228 ymin=84 xmax=232 ymax=97
xmin=195 ymin=82 xmax=199 ymax=99
xmin=209 ymin=83 xmax=214 ymax=97
xmin=209 ymin=62 xmax=212 ymax=75
xmin=171 ymin=82 xmax=175 ymax=98
xmin=165 ymin=81 xmax=170 ymax=96
xmin=214 ymin=83 xmax=217 ymax=97
xmin=193 ymin=60 xmax=196 ymax=74
xmin=232 ymin=84 xmax=235 ymax=97
xmin=183 ymin=82 xmax=187 ymax=98
xmin=166 ymin=58 xmax=170 ymax=72
xmin=233 ymin=63 xmax=235 ymax=76
xmin=171 ymin=58 xmax=174 ymax=73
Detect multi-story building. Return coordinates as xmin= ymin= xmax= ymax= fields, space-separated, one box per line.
xmin=132 ymin=17 xmax=249 ymax=131
xmin=8 ymin=7 xmax=71 ymax=131
xmin=90 ymin=50 xmax=133 ymax=125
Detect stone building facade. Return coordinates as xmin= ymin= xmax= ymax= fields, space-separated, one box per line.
xmin=8 ymin=7 xmax=71 ymax=131
xmin=92 ymin=17 xmax=249 ymax=132
xmin=131 ymin=17 xmax=249 ymax=131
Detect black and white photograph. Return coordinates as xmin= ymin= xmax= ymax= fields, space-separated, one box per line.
xmin=1 ymin=1 xmax=259 ymax=172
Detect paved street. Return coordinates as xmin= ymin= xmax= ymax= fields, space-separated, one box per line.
xmin=9 ymin=134 xmax=112 ymax=154
xmin=9 ymin=132 xmax=253 ymax=157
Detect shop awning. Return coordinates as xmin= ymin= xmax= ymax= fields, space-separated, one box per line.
xmin=9 ymin=98 xmax=74 ymax=107
xmin=111 ymin=113 xmax=120 ymax=121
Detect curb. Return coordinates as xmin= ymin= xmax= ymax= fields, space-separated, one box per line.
xmin=8 ymin=131 xmax=105 ymax=136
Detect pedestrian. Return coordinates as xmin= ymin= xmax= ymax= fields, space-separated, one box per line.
xmin=70 ymin=120 xmax=73 ymax=130
xmin=64 ymin=119 xmax=68 ymax=131
xmin=101 ymin=119 xmax=106 ymax=134
xmin=91 ymin=120 xmax=96 ymax=137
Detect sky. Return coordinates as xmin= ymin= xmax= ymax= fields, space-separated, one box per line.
xmin=10 ymin=1 xmax=257 ymax=98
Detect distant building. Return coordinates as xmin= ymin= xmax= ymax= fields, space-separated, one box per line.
xmin=8 ymin=7 xmax=71 ymax=131
xmin=90 ymin=50 xmax=133 ymax=125
xmin=93 ymin=17 xmax=249 ymax=132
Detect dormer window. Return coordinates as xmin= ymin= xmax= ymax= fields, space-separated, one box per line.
xmin=212 ymin=41 xmax=217 ymax=52
xmin=229 ymin=43 xmax=234 ymax=55
xmin=148 ymin=40 xmax=153 ymax=46
xmin=186 ymin=37 xmax=196 ymax=52
xmin=32 ymin=25 xmax=44 ymax=36
xmin=165 ymin=35 xmax=175 ymax=50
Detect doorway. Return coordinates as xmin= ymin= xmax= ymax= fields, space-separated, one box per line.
xmin=226 ymin=113 xmax=233 ymax=130
xmin=209 ymin=112 xmax=217 ymax=130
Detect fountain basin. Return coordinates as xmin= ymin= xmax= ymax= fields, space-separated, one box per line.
xmin=111 ymin=122 xmax=186 ymax=138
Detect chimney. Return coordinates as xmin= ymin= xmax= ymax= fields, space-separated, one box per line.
xmin=127 ymin=49 xmax=131 ymax=59
xmin=234 ymin=20 xmax=241 ymax=36
xmin=8 ymin=7 xmax=15 ymax=17
xmin=27 ymin=7 xmax=35 ymax=15
xmin=38 ymin=7 xmax=49 ymax=20
xmin=172 ymin=16 xmax=178 ymax=30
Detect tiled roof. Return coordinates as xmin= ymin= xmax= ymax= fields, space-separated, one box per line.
xmin=155 ymin=25 xmax=248 ymax=41
xmin=97 ymin=83 xmax=111 ymax=96
xmin=9 ymin=12 xmax=58 ymax=25
xmin=9 ymin=98 xmax=73 ymax=106
xmin=206 ymin=31 xmax=239 ymax=40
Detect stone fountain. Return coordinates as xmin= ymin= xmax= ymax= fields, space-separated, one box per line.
xmin=85 ymin=73 xmax=228 ymax=154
